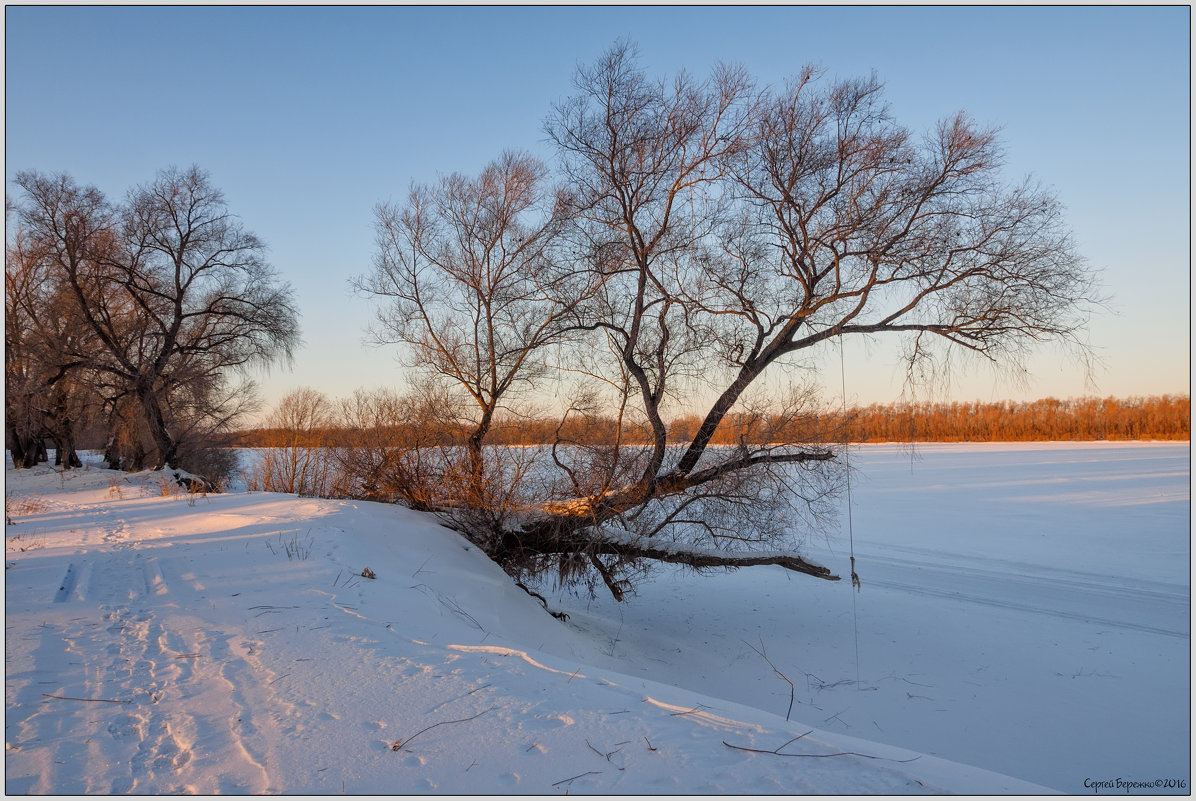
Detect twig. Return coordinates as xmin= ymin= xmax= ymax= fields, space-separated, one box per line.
xmin=551 ymin=770 xmax=602 ymax=788
xmin=425 ymin=684 xmax=492 ymax=716
xmin=725 ymin=731 xmax=813 ymax=754
xmin=824 ymin=709 xmax=848 ymax=727
xmin=412 ymin=584 xmax=487 ymax=633
xmin=644 ymin=736 xmax=657 ymax=752
xmin=606 ymin=613 xmax=623 ymax=657
xmin=669 ymin=704 xmax=710 ymax=717
xmin=806 ymin=673 xmax=857 ymax=692
xmin=722 ymin=734 xmax=920 ymax=763
xmin=515 ymin=580 xmax=570 ymax=621
xmin=879 ymin=674 xmax=934 ymax=688
xmin=42 ymin=693 xmax=130 ymax=704
xmin=391 ymin=707 xmax=494 ymax=752
xmin=744 ymin=636 xmax=796 ymax=721
xmin=585 ymin=738 xmax=626 ymax=763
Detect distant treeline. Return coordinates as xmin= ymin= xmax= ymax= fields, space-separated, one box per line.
xmin=231 ymin=394 xmax=1189 ymax=448
xmin=831 ymin=395 xmax=1190 ymax=442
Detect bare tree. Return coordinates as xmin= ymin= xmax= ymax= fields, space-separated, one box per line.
xmin=362 ymin=45 xmax=1095 ymax=598
xmin=357 ymin=151 xmax=592 ymax=516
xmin=524 ymin=48 xmax=1090 ymax=592
xmin=545 ymin=43 xmax=759 ymax=478
xmin=12 ymin=167 xmax=299 ymax=473
xmin=5 ymin=207 xmax=101 ymax=469
xmin=6 ymin=223 xmax=56 ymax=467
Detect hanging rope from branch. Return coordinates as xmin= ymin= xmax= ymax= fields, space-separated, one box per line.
xmin=839 ymin=339 xmax=860 ymax=593
xmin=839 ymin=338 xmax=862 ymax=691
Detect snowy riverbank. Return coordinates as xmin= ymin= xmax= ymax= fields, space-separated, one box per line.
xmin=5 ymin=443 xmax=1189 ymax=793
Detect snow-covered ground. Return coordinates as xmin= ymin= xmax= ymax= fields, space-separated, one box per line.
xmin=4 ymin=442 xmax=1189 ymax=794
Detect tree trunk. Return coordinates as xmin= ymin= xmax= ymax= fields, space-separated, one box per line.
xmin=137 ymin=380 xmax=176 ymax=470
xmin=465 ymin=408 xmax=494 ymax=504
xmin=10 ymin=424 xmax=47 ymax=468
xmin=51 ymin=428 xmax=82 ymax=469
xmin=29 ymin=437 xmax=47 ymax=468
xmin=7 ymin=420 xmax=28 ymax=468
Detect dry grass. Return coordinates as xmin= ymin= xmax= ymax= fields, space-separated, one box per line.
xmin=5 ymin=492 xmax=48 ymax=522
xmin=6 ymin=530 xmax=46 ymax=552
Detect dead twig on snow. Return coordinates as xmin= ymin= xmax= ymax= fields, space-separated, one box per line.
xmin=42 ymin=693 xmax=130 ymax=704
xmin=668 ymin=703 xmax=711 ymax=717
xmin=722 ymin=733 xmax=920 ymax=763
xmin=391 ymin=706 xmax=494 ymax=752
xmin=424 ymin=683 xmax=492 ymax=716
xmin=586 ymin=738 xmax=628 ymax=763
xmin=552 ymin=770 xmax=602 ymax=788
xmin=514 ymin=580 xmax=569 ymax=621
xmin=744 ymin=636 xmax=796 ymax=721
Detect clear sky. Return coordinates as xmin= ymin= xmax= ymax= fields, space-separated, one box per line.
xmin=5 ymin=6 xmax=1190 ymax=419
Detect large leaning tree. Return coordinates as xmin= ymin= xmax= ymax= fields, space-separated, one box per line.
xmin=363 ymin=44 xmax=1095 ymax=599
xmin=10 ymin=167 xmax=299 ymax=473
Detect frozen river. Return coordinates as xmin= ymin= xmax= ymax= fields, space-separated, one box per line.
xmin=540 ymin=442 xmax=1191 ymax=792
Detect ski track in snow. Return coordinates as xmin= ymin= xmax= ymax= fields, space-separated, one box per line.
xmin=862 ymin=545 xmax=1189 ymax=638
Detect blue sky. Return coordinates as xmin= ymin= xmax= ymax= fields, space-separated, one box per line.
xmin=5 ymin=6 xmax=1190 ymax=418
